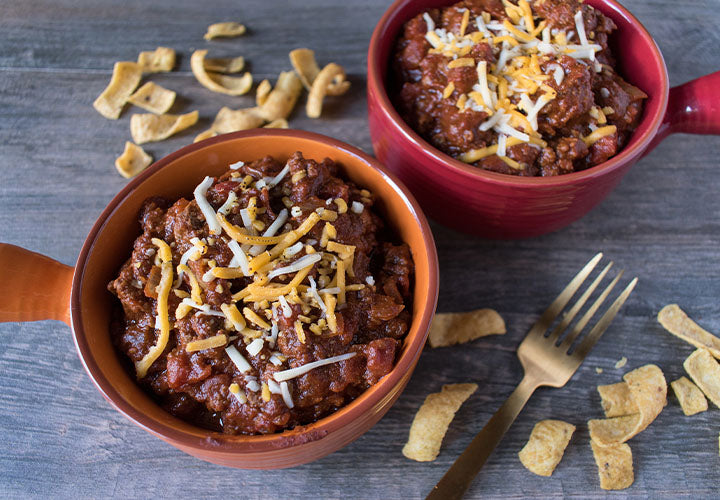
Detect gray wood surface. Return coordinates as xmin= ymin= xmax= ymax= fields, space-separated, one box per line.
xmin=1 ymin=0 xmax=719 ymax=498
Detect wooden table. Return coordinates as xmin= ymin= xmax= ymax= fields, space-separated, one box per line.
xmin=1 ymin=0 xmax=718 ymax=497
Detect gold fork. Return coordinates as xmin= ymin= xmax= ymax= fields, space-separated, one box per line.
xmin=426 ymin=253 xmax=637 ymax=500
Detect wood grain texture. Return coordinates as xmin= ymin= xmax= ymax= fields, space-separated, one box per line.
xmin=1 ymin=0 xmax=719 ymax=498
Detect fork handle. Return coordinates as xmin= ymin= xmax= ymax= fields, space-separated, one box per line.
xmin=426 ymin=375 xmax=539 ymax=500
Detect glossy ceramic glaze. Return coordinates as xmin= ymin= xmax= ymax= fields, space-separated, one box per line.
xmin=368 ymin=0 xmax=720 ymax=238
xmin=0 ymin=130 xmax=439 ymax=469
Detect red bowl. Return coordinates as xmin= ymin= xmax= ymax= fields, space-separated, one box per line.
xmin=368 ymin=0 xmax=720 ymax=238
xmin=0 ymin=130 xmax=439 ymax=469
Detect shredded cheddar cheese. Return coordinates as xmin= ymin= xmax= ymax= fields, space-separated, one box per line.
xmin=323 ymin=293 xmax=337 ymax=333
xmin=186 ymin=333 xmax=228 ymax=352
xmin=583 ymin=125 xmax=617 ymax=146
xmin=135 ymin=239 xmax=174 ymax=378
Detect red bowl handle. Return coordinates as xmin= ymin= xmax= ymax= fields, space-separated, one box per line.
xmin=647 ymin=70 xmax=720 ymax=152
xmin=0 ymin=243 xmax=74 ymax=326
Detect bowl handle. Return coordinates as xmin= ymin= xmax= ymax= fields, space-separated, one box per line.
xmin=646 ymin=70 xmax=720 ymax=153
xmin=0 ymin=243 xmax=74 ymax=326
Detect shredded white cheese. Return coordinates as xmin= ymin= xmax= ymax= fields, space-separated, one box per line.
xmin=278 ymin=295 xmax=293 ymax=318
xmin=269 ymin=352 xmax=283 ymax=366
xmin=267 ymin=253 xmax=322 ymax=280
xmin=249 ymin=208 xmax=288 ymax=256
xmin=194 ymin=176 xmax=222 ymax=235
xmin=268 ymin=379 xmax=283 ymax=395
xmin=218 ymin=191 xmax=237 ymax=216
xmin=268 ymin=320 xmax=279 ymax=347
xmin=350 ymin=201 xmax=364 ymax=214
xmin=308 ymin=276 xmax=326 ymax=313
xmin=246 ymin=338 xmax=264 ymax=357
xmin=423 ymin=12 xmax=435 ymax=32
xmin=280 ymin=381 xmax=294 ymax=408
xmin=227 ymin=239 xmax=251 ymax=275
xmin=239 ymin=208 xmax=253 ymax=230
xmin=273 ymin=352 xmax=357 ymax=382
xmin=225 ymin=345 xmax=252 ymax=373
xmin=267 ymin=164 xmax=290 ymax=187
xmin=283 ymin=241 xmax=304 ymax=258
xmin=180 ymin=298 xmax=225 ymax=317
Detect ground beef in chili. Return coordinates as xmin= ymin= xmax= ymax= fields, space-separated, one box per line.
xmin=393 ymin=0 xmax=647 ymax=176
xmin=108 ymin=152 xmax=414 ymax=435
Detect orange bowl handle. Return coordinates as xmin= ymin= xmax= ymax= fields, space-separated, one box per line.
xmin=0 ymin=243 xmax=74 ymax=326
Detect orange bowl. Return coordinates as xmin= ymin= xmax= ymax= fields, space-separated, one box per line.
xmin=0 ymin=129 xmax=439 ymax=469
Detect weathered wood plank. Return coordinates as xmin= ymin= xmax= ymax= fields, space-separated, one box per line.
xmin=1 ymin=0 xmax=719 ymax=498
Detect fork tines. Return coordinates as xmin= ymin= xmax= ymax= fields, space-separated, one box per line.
xmin=537 ymin=252 xmax=637 ymax=355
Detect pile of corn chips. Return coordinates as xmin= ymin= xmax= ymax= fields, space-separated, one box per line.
xmin=516 ymin=304 xmax=720 ymax=490
xmin=92 ymin=22 xmax=350 ymax=178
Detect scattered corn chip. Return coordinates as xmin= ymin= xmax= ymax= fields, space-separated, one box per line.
xmin=671 ymin=376 xmax=708 ymax=416
xmin=115 ymin=142 xmax=152 ymax=178
xmin=256 ymin=79 xmax=272 ymax=106
xmin=204 ymin=22 xmax=246 ymax=40
xmin=402 ymin=383 xmax=477 ymax=462
xmin=289 ymin=48 xmax=321 ymax=90
xmin=264 ymin=118 xmax=289 ymax=129
xmin=130 ymin=111 xmax=199 ymax=144
xmin=257 ymin=71 xmax=303 ymax=121
xmin=306 ymin=63 xmax=351 ymax=118
xmin=212 ymin=106 xmax=264 ymax=134
xmin=194 ymin=128 xmax=218 ymax=143
xmin=191 ymin=49 xmax=253 ymax=96
xmin=588 ymin=365 xmax=666 ymax=446
xmin=128 ymin=82 xmax=176 ymax=114
xmin=597 ymin=382 xmax=638 ymax=418
xmin=137 ymin=47 xmax=176 ymax=73
xmin=93 ymin=61 xmax=142 ymax=119
xmin=683 ymin=348 xmax=720 ymax=408
xmin=590 ymin=440 xmax=634 ymax=490
xmin=518 ymin=420 xmax=575 ymax=477
xmin=204 ymin=56 xmax=245 ymax=74
xmin=658 ymin=304 xmax=720 ymax=359
xmin=428 ymin=308 xmax=506 ymax=348
xmin=614 ymin=357 xmax=628 ymax=369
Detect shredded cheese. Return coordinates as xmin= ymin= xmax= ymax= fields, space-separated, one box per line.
xmin=323 ymin=293 xmax=337 ymax=333
xmin=280 ymin=381 xmax=294 ymax=408
xmin=218 ymin=191 xmax=237 ymax=215
xmin=243 ymin=307 xmax=271 ymax=330
xmin=194 ymin=176 xmax=222 ymax=234
xmin=246 ymin=338 xmax=264 ymax=356
xmin=249 ymin=208 xmax=289 ymax=256
xmin=273 ymin=352 xmax=357 ymax=382
xmin=225 ymin=345 xmax=252 ymax=373
xmin=221 ymin=303 xmax=246 ymax=331
xmin=217 ymin=214 xmax=284 ymax=246
xmin=186 ymin=333 xmax=228 ymax=352
xmin=135 ymin=239 xmax=174 ymax=379
xmin=583 ymin=125 xmax=617 ymax=146
xmin=294 ymin=319 xmax=306 ymax=344
xmin=267 ymin=252 xmax=322 ymax=280
xmin=267 ymin=164 xmax=290 ymax=187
